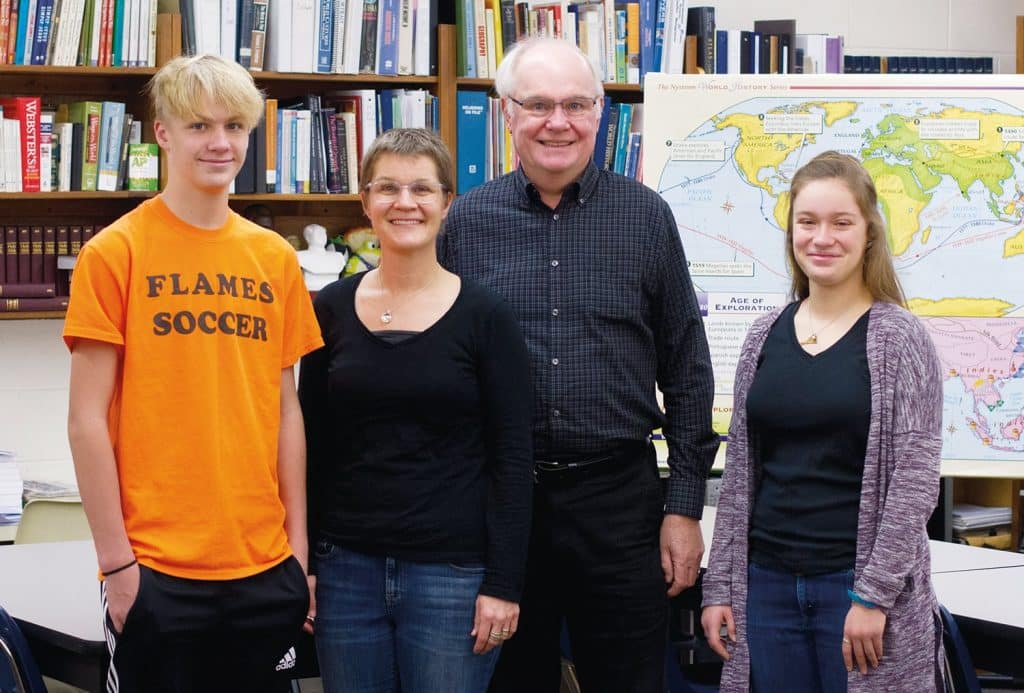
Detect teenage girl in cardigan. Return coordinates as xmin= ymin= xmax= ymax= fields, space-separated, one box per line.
xmin=701 ymin=151 xmax=945 ymax=692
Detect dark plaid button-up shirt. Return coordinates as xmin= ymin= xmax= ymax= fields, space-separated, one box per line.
xmin=440 ymin=163 xmax=717 ymax=517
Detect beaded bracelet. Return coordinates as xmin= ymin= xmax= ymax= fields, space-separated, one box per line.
xmin=102 ymin=558 xmax=138 ymax=578
xmin=847 ymin=588 xmax=877 ymax=609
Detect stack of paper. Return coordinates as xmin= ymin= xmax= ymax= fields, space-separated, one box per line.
xmin=0 ymin=450 xmax=24 ymax=525
xmin=951 ymin=503 xmax=1012 ymax=531
xmin=23 ymin=479 xmax=80 ymax=502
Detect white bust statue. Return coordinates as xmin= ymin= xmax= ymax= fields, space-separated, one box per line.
xmin=296 ymin=224 xmax=346 ymax=290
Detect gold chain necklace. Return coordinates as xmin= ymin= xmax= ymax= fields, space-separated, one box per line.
xmin=377 ymin=266 xmax=440 ymax=325
xmin=799 ymin=302 xmax=852 ymax=345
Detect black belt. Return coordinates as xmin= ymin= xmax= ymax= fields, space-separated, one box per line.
xmin=534 ymin=440 xmax=651 ymax=475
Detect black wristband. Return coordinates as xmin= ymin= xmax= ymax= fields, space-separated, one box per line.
xmin=102 ymin=558 xmax=138 ymax=578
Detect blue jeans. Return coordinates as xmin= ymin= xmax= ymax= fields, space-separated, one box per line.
xmin=313 ymin=541 xmax=499 ymax=693
xmin=747 ymin=562 xmax=853 ymax=693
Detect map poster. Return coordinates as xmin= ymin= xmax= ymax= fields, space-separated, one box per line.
xmin=643 ymin=73 xmax=1024 ymax=472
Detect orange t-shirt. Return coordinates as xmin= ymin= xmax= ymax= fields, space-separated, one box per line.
xmin=64 ymin=196 xmax=323 ymax=580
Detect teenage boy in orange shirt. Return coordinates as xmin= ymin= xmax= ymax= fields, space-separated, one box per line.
xmin=64 ymin=53 xmax=323 ymax=692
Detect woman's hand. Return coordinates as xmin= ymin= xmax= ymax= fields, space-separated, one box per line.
xmin=701 ymin=605 xmax=735 ymax=661
xmin=471 ymin=594 xmax=519 ymax=655
xmin=842 ymin=603 xmax=886 ymax=674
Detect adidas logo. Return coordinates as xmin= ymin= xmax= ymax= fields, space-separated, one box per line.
xmin=275 ymin=646 xmax=297 ymax=671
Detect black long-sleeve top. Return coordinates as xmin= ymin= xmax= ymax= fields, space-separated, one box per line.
xmin=440 ymin=163 xmax=718 ymax=517
xmin=298 ymin=273 xmax=534 ymax=601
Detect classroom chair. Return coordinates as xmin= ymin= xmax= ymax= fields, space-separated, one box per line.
xmin=0 ymin=605 xmax=47 ymax=693
xmin=940 ymin=604 xmax=982 ymax=693
xmin=13 ymin=499 xmax=91 ymax=545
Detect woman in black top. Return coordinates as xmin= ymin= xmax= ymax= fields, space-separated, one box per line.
xmin=298 ymin=129 xmax=533 ymax=693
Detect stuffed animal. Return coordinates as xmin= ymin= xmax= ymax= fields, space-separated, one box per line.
xmin=333 ymin=227 xmax=381 ymax=277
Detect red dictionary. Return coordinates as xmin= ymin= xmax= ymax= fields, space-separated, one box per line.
xmin=0 ymin=96 xmax=42 ymax=192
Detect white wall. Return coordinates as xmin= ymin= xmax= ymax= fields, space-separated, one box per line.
xmin=709 ymin=0 xmax=1024 ymax=73
xmin=0 ymin=320 xmax=75 ymax=484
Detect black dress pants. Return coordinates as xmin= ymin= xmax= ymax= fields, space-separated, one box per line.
xmin=488 ymin=444 xmax=668 ymax=693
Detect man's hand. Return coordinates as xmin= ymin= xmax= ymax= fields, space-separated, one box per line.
xmin=105 ymin=563 xmax=140 ymax=634
xmin=660 ymin=514 xmax=703 ymax=596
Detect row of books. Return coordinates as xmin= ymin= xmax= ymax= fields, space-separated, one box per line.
xmin=1 ymin=0 xmax=439 ymax=73
xmin=261 ymin=0 xmax=436 ymax=75
xmin=0 ymin=96 xmax=158 ymax=193
xmin=0 ymin=224 xmax=101 ymax=311
xmin=457 ymin=0 xmax=657 ymax=82
xmin=234 ymin=88 xmax=438 ymax=195
xmin=685 ymin=11 xmax=840 ymax=76
xmin=844 ymin=55 xmax=996 ymax=75
xmin=1 ymin=0 xmax=157 ymax=66
xmin=455 ymin=90 xmax=642 ymax=193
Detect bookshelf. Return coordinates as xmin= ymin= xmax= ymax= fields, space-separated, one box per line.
xmin=0 ymin=23 xmax=460 ymax=320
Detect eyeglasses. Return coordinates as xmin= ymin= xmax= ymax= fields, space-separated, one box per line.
xmin=507 ymin=96 xmax=600 ymax=119
xmin=363 ymin=179 xmax=447 ymax=200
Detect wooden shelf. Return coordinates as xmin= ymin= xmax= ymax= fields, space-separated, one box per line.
xmin=230 ymin=193 xmax=362 ymax=202
xmin=455 ymin=76 xmax=643 ymax=96
xmin=0 ymin=192 xmax=155 ymax=200
xmin=0 ymin=311 xmax=65 ymax=320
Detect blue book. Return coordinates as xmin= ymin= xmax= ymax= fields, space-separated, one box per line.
xmin=315 ymin=0 xmax=334 ymax=73
xmin=29 ymin=0 xmax=54 ymax=64
xmin=639 ymin=0 xmax=654 ymax=79
xmin=377 ymin=88 xmax=396 ymax=132
xmin=601 ymin=102 xmax=620 ymax=171
xmin=651 ymin=0 xmax=666 ymax=72
xmin=376 ymin=0 xmax=399 ymax=75
xmin=13 ymin=0 xmax=33 ymax=64
xmin=96 ymin=101 xmax=126 ymax=191
xmin=612 ymin=103 xmax=632 ymax=175
xmin=715 ymin=29 xmax=728 ymax=75
xmin=624 ymin=132 xmax=642 ymax=180
xmin=456 ymin=91 xmax=488 ymax=194
xmin=592 ymin=97 xmax=614 ymax=169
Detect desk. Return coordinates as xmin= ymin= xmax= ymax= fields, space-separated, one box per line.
xmin=932 ymin=567 xmax=1024 ymax=678
xmin=691 ymin=507 xmax=1024 ymax=680
xmin=0 ymin=541 xmax=106 ymax=691
xmin=4 ymin=514 xmax=1023 ymax=691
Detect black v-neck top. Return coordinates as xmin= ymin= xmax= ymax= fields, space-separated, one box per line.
xmin=746 ymin=301 xmax=871 ymax=574
xmin=298 ymin=272 xmax=534 ymax=601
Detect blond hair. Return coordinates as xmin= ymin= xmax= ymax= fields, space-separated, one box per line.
xmin=145 ymin=53 xmax=265 ymax=131
xmin=494 ymin=36 xmax=604 ymax=99
xmin=359 ymin=128 xmax=455 ymax=194
xmin=785 ymin=151 xmax=905 ymax=306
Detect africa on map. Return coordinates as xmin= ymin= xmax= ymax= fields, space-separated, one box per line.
xmin=643 ymin=74 xmax=1024 ymax=464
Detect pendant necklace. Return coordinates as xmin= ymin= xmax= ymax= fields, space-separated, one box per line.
xmin=800 ymin=302 xmax=850 ymax=345
xmin=377 ymin=266 xmax=440 ymax=325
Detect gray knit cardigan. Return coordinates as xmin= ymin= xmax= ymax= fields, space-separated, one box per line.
xmin=703 ymin=300 xmax=945 ymax=692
